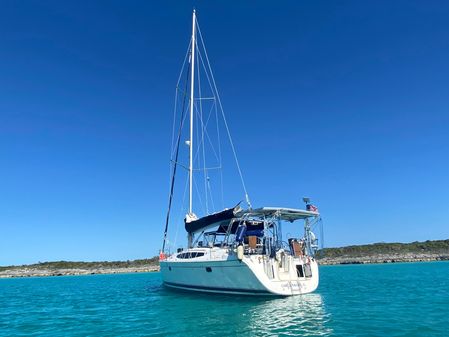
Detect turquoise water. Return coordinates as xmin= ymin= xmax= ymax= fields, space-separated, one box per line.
xmin=1 ymin=262 xmax=448 ymax=336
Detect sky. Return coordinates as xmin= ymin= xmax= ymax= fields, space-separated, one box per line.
xmin=1 ymin=1 xmax=449 ymax=265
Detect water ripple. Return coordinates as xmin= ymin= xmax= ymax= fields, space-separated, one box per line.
xmin=1 ymin=262 xmax=448 ymax=336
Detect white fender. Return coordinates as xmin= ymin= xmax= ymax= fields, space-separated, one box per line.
xmin=237 ymin=245 xmax=244 ymax=260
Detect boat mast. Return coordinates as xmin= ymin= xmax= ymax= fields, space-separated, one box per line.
xmin=189 ymin=9 xmax=196 ymax=215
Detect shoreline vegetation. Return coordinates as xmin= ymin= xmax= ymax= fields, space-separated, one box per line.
xmin=0 ymin=258 xmax=159 ymax=279
xmin=1 ymin=240 xmax=448 ymax=278
xmin=316 ymin=239 xmax=449 ymax=265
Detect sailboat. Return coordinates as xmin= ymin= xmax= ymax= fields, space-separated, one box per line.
xmin=159 ymin=10 xmax=322 ymax=296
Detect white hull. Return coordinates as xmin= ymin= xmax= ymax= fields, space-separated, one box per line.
xmin=160 ymin=248 xmax=319 ymax=296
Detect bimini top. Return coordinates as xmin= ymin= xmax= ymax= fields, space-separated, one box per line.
xmin=239 ymin=207 xmax=319 ymax=222
xmin=185 ymin=205 xmax=318 ymax=233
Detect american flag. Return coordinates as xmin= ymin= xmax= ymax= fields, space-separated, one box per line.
xmin=307 ymin=204 xmax=318 ymax=212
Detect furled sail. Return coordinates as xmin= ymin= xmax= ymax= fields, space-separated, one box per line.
xmin=185 ymin=205 xmax=241 ymax=234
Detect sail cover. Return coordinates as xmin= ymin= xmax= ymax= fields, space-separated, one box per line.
xmin=185 ymin=206 xmax=241 ymax=234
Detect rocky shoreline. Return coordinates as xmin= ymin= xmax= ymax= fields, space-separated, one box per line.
xmin=2 ymin=254 xmax=449 ymax=278
xmin=0 ymin=265 xmax=160 ymax=278
xmin=317 ymin=253 xmax=449 ymax=265
xmin=2 ymin=239 xmax=449 ymax=278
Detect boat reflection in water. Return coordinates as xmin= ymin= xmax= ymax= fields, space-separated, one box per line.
xmin=157 ymin=287 xmax=332 ymax=336
xmin=244 ymin=294 xmax=332 ymax=336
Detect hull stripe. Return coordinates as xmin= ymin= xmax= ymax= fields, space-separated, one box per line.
xmin=164 ymin=281 xmax=272 ymax=295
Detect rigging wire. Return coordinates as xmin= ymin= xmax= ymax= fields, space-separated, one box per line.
xmin=171 ymin=40 xmax=192 ymax=159
xmin=193 ymin=173 xmax=206 ymax=215
xmin=215 ymin=87 xmax=224 ymax=210
xmin=161 ymin=41 xmax=192 ymax=253
xmin=196 ymin=40 xmax=209 ymax=214
xmin=196 ymin=20 xmax=252 ymax=209
xmin=320 ymin=218 xmax=324 ymax=249
xmin=195 ymin=48 xmax=224 ymax=210
xmin=193 ymin=34 xmax=225 ymax=210
xmin=172 ymin=172 xmax=190 ymax=250
xmin=164 ymin=16 xmax=254 ymax=253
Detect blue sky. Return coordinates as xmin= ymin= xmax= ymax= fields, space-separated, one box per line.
xmin=1 ymin=1 xmax=448 ymax=265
